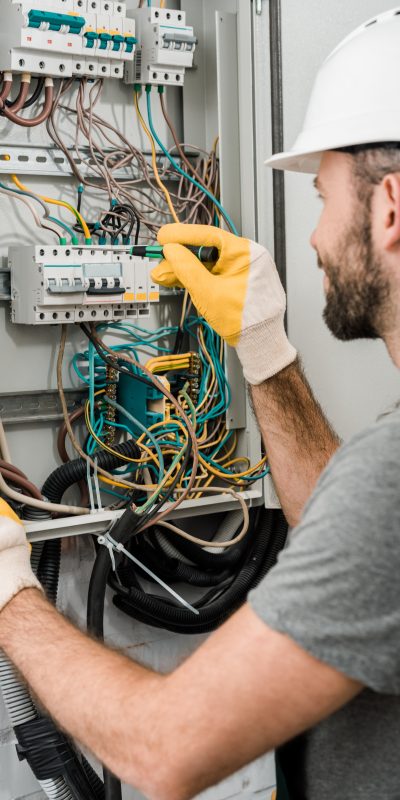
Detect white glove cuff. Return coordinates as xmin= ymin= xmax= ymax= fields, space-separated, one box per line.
xmin=0 ymin=515 xmax=43 ymax=612
xmin=236 ymin=314 xmax=297 ymax=385
xmin=0 ymin=545 xmax=42 ymax=612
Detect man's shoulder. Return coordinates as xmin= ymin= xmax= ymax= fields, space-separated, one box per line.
xmin=327 ymin=405 xmax=400 ymax=477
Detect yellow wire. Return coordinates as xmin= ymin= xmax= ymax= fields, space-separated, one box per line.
xmin=85 ymin=396 xmax=159 ymax=467
xmin=12 ymin=175 xmax=91 ymax=241
xmin=160 ymin=0 xmax=166 ymax=7
xmin=134 ymin=91 xmax=179 ymax=223
xmin=198 ymin=453 xmax=267 ymax=481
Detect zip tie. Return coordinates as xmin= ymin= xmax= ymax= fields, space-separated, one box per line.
xmin=98 ymin=533 xmax=116 ymax=572
xmin=86 ymin=458 xmax=96 ymax=513
xmin=97 ymin=532 xmax=199 ymax=615
xmin=93 ymin=456 xmax=103 ymax=511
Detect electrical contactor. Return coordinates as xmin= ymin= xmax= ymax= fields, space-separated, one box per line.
xmin=0 ymin=0 xmax=136 ymax=79
xmin=9 ymin=244 xmax=159 ymax=324
xmin=124 ymin=6 xmax=196 ymax=87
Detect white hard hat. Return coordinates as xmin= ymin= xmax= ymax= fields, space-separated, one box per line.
xmin=266 ymin=8 xmax=400 ymax=174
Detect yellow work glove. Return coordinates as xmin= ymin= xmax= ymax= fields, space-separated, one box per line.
xmin=152 ymin=224 xmax=297 ymax=385
xmin=0 ymin=498 xmax=42 ymax=611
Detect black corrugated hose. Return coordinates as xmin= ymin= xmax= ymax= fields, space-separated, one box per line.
xmin=110 ymin=508 xmax=288 ymax=634
xmin=41 ymin=440 xmax=141 ymax=504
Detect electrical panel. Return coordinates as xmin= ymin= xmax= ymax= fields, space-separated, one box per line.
xmin=124 ymin=6 xmax=196 ymax=87
xmin=0 ymin=0 xmax=136 ymax=79
xmin=9 ymin=244 xmax=159 ymax=324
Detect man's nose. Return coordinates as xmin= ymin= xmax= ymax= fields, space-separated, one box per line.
xmin=310 ymin=228 xmax=318 ymax=251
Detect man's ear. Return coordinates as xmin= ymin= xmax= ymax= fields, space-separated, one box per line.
xmin=380 ymin=173 xmax=400 ymax=250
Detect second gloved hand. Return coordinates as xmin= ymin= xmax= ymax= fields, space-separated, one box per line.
xmin=151 ymin=224 xmax=296 ymax=385
xmin=0 ymin=498 xmax=42 ymax=613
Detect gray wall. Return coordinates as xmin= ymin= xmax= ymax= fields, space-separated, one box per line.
xmin=281 ymin=0 xmax=400 ymax=439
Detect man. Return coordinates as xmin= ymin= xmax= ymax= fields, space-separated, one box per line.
xmin=1 ymin=9 xmax=400 ymax=799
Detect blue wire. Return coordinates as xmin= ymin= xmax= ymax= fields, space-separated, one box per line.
xmin=102 ymin=395 xmax=165 ymax=482
xmin=144 ymin=89 xmax=239 ymax=235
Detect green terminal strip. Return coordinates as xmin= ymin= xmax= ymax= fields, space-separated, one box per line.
xmin=28 ymin=9 xmax=85 ymax=33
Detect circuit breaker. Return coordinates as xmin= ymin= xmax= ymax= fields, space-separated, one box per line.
xmin=124 ymin=6 xmax=196 ymax=87
xmin=0 ymin=0 xmax=136 ymax=79
xmin=9 ymin=244 xmax=159 ymax=324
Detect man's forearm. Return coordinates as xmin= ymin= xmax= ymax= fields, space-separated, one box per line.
xmin=0 ymin=588 xmax=166 ymax=798
xmin=251 ymin=360 xmax=340 ymax=526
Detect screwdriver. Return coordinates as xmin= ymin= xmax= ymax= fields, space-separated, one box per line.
xmin=129 ymin=244 xmax=219 ymax=262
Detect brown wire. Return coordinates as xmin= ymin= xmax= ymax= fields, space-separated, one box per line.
xmin=0 ymin=78 xmax=12 ymax=102
xmin=159 ymin=92 xmax=211 ymax=189
xmin=0 ymin=460 xmax=28 ymax=479
xmin=57 ymin=406 xmax=86 ymax=463
xmin=8 ymin=78 xmax=30 ymax=113
xmin=0 ymin=83 xmax=53 ymax=127
xmin=0 ymin=467 xmax=43 ymax=500
xmin=57 ymin=406 xmax=90 ymax=507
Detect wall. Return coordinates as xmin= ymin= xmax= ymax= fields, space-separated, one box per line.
xmin=281 ymin=0 xmax=400 ymax=440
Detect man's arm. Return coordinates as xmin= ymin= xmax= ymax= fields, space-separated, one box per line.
xmin=152 ymin=226 xmax=340 ymax=527
xmin=251 ymin=360 xmax=340 ymax=526
xmin=0 ymin=589 xmax=361 ymax=800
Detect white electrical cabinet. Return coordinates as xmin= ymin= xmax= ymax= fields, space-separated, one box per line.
xmin=10 ymin=244 xmax=158 ymax=324
xmin=0 ymin=2 xmax=277 ymax=799
xmin=0 ymin=0 xmax=136 ymax=78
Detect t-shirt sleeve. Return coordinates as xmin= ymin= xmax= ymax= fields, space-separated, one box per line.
xmin=248 ymin=414 xmax=400 ymax=694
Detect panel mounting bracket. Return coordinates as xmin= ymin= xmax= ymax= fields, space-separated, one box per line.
xmin=0 ymin=388 xmax=86 ymax=425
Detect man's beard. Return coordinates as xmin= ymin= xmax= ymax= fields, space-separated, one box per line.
xmin=319 ymin=212 xmax=390 ymax=341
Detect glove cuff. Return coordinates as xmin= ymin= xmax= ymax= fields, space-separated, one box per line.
xmin=0 ymin=545 xmax=43 ymax=613
xmin=236 ymin=314 xmax=297 ymax=385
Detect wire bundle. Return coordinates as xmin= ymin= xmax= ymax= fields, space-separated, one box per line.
xmin=45 ymin=78 xmax=226 ymax=243
xmin=67 ymin=319 xmax=269 ymax=509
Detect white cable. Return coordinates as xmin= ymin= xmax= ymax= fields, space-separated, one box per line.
xmin=0 ymin=417 xmax=12 ymax=463
xmin=204 ymin=509 xmax=243 ymax=554
xmin=0 ymin=186 xmax=61 ymax=242
xmin=0 ymin=471 xmax=89 ymax=516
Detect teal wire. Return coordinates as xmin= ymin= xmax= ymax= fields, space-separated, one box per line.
xmin=102 ymin=395 xmax=164 ymax=482
xmin=0 ymin=181 xmax=75 ymax=242
xmin=89 ymin=341 xmax=95 ymax=430
xmin=145 ymin=90 xmax=239 ymax=235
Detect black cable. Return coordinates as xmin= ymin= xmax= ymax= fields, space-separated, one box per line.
xmin=3 ymin=76 xmax=45 ymax=109
xmin=80 ymin=324 xmax=154 ymax=389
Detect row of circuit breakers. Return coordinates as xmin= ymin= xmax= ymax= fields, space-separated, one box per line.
xmin=10 ymin=245 xmax=160 ymax=324
xmin=1 ymin=1 xmax=197 ymax=84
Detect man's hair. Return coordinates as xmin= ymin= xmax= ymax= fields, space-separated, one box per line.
xmin=337 ymin=143 xmax=400 ymax=206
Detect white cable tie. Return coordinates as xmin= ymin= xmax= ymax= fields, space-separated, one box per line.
xmin=86 ymin=458 xmax=96 ymax=514
xmin=105 ymin=533 xmax=199 ymax=615
xmin=93 ymin=457 xmax=103 ymax=512
xmin=97 ymin=534 xmax=116 ymax=571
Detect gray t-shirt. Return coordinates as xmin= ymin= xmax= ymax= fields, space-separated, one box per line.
xmin=248 ymin=408 xmax=400 ymax=799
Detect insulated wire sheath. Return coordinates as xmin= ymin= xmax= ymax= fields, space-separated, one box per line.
xmin=146 ymin=89 xmax=238 ymax=234
xmin=12 ymin=176 xmax=91 ymax=241
xmin=0 ymin=81 xmax=54 ymax=127
xmin=0 ymin=185 xmax=62 ymax=242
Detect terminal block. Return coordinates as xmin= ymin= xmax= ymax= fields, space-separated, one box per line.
xmin=124 ymin=6 xmax=196 ymax=87
xmin=9 ymin=244 xmax=159 ymax=325
xmin=0 ymin=0 xmax=136 ymax=79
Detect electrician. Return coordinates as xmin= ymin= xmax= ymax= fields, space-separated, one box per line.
xmin=1 ymin=10 xmax=400 ymax=800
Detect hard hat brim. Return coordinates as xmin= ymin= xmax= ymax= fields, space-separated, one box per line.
xmin=264 ymin=149 xmax=322 ymax=174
